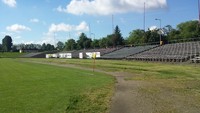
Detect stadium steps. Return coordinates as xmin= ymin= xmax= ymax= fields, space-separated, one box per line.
xmin=100 ymin=45 xmax=158 ymax=59
xmin=128 ymin=41 xmax=200 ymax=62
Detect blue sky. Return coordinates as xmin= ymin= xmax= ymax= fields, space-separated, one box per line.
xmin=0 ymin=0 xmax=198 ymax=45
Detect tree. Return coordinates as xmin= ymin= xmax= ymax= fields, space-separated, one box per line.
xmin=99 ymin=36 xmax=112 ymax=48
xmin=46 ymin=44 xmax=55 ymax=51
xmin=2 ymin=35 xmax=13 ymax=52
xmin=168 ymin=29 xmax=181 ymax=41
xmin=0 ymin=44 xmax=2 ymax=51
xmin=41 ymin=43 xmax=46 ymax=51
xmin=145 ymin=30 xmax=160 ymax=43
xmin=127 ymin=29 xmax=145 ymax=45
xmin=77 ymin=33 xmax=92 ymax=49
xmin=177 ymin=20 xmax=199 ymax=39
xmin=12 ymin=45 xmax=18 ymax=52
xmin=91 ymin=39 xmax=100 ymax=48
xmin=56 ymin=41 xmax=64 ymax=50
xmin=112 ymin=25 xmax=124 ymax=46
xmin=65 ymin=39 xmax=76 ymax=50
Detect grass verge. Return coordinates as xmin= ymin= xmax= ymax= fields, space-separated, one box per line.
xmin=0 ymin=58 xmax=114 ymax=113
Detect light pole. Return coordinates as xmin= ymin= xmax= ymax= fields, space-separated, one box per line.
xmin=199 ymin=0 xmax=200 ymax=24
xmin=91 ymin=33 xmax=95 ymax=49
xmin=91 ymin=33 xmax=96 ymax=72
xmin=155 ymin=18 xmax=162 ymax=45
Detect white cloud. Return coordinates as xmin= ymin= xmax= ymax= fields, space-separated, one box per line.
xmin=57 ymin=0 xmax=167 ymax=15
xmin=30 ymin=18 xmax=39 ymax=23
xmin=43 ymin=21 xmax=89 ymax=45
xmin=2 ymin=0 xmax=16 ymax=7
xmin=49 ymin=23 xmax=73 ymax=33
xmin=48 ymin=21 xmax=89 ymax=33
xmin=75 ymin=21 xmax=89 ymax=31
xmin=149 ymin=26 xmax=158 ymax=31
xmin=39 ymin=32 xmax=57 ymax=45
xmin=14 ymin=36 xmax=21 ymax=39
xmin=6 ymin=24 xmax=31 ymax=32
xmin=57 ymin=5 xmax=66 ymax=12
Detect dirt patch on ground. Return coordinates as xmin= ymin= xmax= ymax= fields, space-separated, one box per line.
xmin=110 ymin=72 xmax=151 ymax=113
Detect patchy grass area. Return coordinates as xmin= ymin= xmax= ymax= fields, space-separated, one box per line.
xmin=0 ymin=52 xmax=26 ymax=58
xmin=29 ymin=58 xmax=200 ymax=79
xmin=27 ymin=58 xmax=200 ymax=112
xmin=0 ymin=58 xmax=114 ymax=113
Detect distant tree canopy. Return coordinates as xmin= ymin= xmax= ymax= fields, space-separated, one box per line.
xmin=2 ymin=35 xmax=13 ymax=52
xmin=65 ymin=39 xmax=76 ymax=50
xmin=56 ymin=41 xmax=64 ymax=50
xmin=91 ymin=39 xmax=100 ymax=48
xmin=128 ymin=29 xmax=145 ymax=45
xmin=0 ymin=44 xmax=2 ymax=51
xmin=126 ymin=20 xmax=200 ymax=45
xmin=177 ymin=20 xmax=199 ymax=39
xmin=77 ymin=33 xmax=92 ymax=49
xmin=2 ymin=20 xmax=199 ymax=52
xmin=41 ymin=43 xmax=55 ymax=51
xmin=112 ymin=25 xmax=124 ymax=46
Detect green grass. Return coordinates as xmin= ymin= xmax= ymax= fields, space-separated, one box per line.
xmin=0 ymin=52 xmax=26 ymax=58
xmin=26 ymin=58 xmax=200 ymax=112
xmin=29 ymin=58 xmax=200 ymax=79
xmin=2 ymin=58 xmax=200 ymax=112
xmin=0 ymin=58 xmax=114 ymax=113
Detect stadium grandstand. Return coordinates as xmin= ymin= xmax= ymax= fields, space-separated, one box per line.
xmin=127 ymin=41 xmax=200 ymax=62
xmin=37 ymin=38 xmax=200 ymax=63
xmin=100 ymin=45 xmax=158 ymax=59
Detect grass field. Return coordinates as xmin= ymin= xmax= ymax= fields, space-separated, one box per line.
xmin=0 ymin=52 xmax=26 ymax=58
xmin=30 ymin=58 xmax=200 ymax=79
xmin=27 ymin=58 xmax=200 ymax=112
xmin=0 ymin=58 xmax=114 ymax=113
xmin=1 ymin=57 xmax=200 ymax=113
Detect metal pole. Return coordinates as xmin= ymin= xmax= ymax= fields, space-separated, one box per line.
xmin=199 ymin=0 xmax=200 ymax=24
xmin=144 ymin=2 xmax=146 ymax=31
xmin=155 ymin=18 xmax=162 ymax=43
xmin=91 ymin=32 xmax=96 ymax=72
xmin=112 ymin=14 xmax=114 ymax=33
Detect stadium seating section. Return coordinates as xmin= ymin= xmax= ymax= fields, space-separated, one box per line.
xmin=127 ymin=41 xmax=200 ymax=62
xmin=101 ymin=45 xmax=158 ymax=59
xmin=24 ymin=41 xmax=200 ymax=63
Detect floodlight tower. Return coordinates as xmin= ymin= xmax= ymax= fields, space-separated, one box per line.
xmin=91 ymin=33 xmax=95 ymax=49
xmin=144 ymin=2 xmax=146 ymax=31
xmin=198 ymin=0 xmax=200 ymax=24
xmin=112 ymin=14 xmax=114 ymax=33
xmin=155 ymin=18 xmax=162 ymax=44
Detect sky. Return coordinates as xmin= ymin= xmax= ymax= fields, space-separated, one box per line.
xmin=0 ymin=0 xmax=199 ymax=45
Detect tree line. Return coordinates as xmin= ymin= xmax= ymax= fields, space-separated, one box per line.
xmin=61 ymin=20 xmax=200 ymax=50
xmin=0 ymin=20 xmax=199 ymax=52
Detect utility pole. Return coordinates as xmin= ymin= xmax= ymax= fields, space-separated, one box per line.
xmin=112 ymin=14 xmax=114 ymax=33
xmin=198 ymin=0 xmax=200 ymax=25
xmin=144 ymin=2 xmax=146 ymax=31
xmin=155 ymin=18 xmax=162 ymax=45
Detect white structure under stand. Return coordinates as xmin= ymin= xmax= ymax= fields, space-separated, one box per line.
xmin=19 ymin=49 xmax=23 ymax=53
xmin=46 ymin=54 xmax=58 ymax=58
xmin=46 ymin=53 xmax=72 ymax=58
xmin=59 ymin=53 xmax=72 ymax=58
xmin=85 ymin=52 xmax=100 ymax=59
xmin=79 ymin=53 xmax=83 ymax=59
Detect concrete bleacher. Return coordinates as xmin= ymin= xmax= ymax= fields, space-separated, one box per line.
xmin=101 ymin=45 xmax=158 ymax=59
xmin=22 ymin=51 xmax=59 ymax=58
xmin=71 ymin=48 xmax=118 ymax=58
xmin=128 ymin=41 xmax=200 ymax=62
xmin=21 ymin=52 xmax=43 ymax=58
